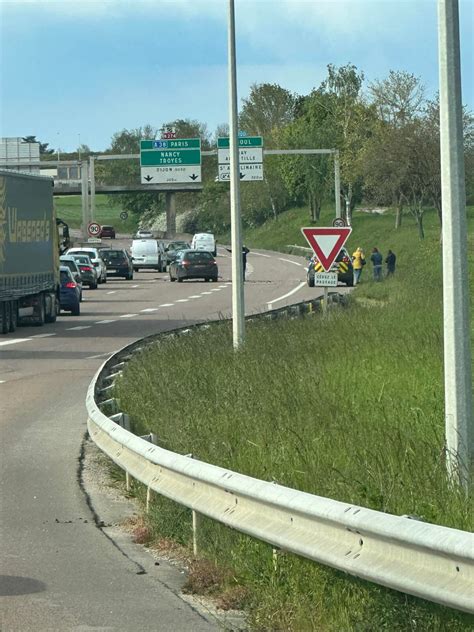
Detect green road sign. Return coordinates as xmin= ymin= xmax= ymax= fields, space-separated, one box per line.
xmin=141 ymin=149 xmax=201 ymax=166
xmin=217 ymin=136 xmax=263 ymax=149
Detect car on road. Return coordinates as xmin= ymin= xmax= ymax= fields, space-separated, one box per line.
xmin=191 ymin=232 xmax=217 ymax=257
xmin=131 ymin=239 xmax=166 ymax=272
xmin=59 ymin=266 xmax=81 ymax=315
xmin=165 ymin=240 xmax=191 ymax=265
xmin=66 ymin=247 xmax=108 ymax=284
xmin=134 ymin=229 xmax=154 ymax=239
xmin=306 ymin=247 xmax=354 ymax=287
xmin=59 ymin=256 xmax=83 ymax=301
xmin=100 ymin=225 xmax=116 ymax=239
xmin=100 ymin=248 xmax=134 ymax=280
xmin=69 ymin=253 xmax=98 ymax=289
xmin=169 ymin=249 xmax=218 ymax=283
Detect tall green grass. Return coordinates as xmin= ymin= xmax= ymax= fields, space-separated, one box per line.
xmin=54 ymin=195 xmax=138 ymax=233
xmin=115 ymin=205 xmax=473 ymax=630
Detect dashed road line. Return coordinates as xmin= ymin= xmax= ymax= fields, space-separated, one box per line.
xmin=210 ymin=288 xmax=221 ymax=292
xmin=131 ymin=284 xmax=139 ymax=288
xmin=67 ymin=326 xmax=92 ymax=330
xmin=0 ymin=338 xmax=32 ymax=347
xmin=201 ymin=291 xmax=212 ymax=295
xmin=31 ymin=333 xmax=57 ymax=338
xmin=175 ymin=299 xmax=189 ymax=303
xmin=188 ymin=295 xmax=201 ymax=299
xmin=253 ymin=252 xmax=271 ymax=258
xmin=218 ymin=285 xmax=228 ymax=288
xmin=120 ymin=313 xmax=138 ymax=318
xmin=86 ymin=352 xmax=113 ymax=360
xmin=106 ymin=291 xmax=117 ymax=294
xmin=95 ymin=319 xmax=117 ymax=324
xmin=278 ymin=258 xmax=303 ymax=267
xmin=140 ymin=308 xmax=159 ymax=312
xmin=159 ymin=303 xmax=174 ymax=307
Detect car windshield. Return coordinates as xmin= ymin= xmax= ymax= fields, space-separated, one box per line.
xmin=101 ymin=250 xmax=125 ymax=260
xmin=61 ymin=260 xmax=76 ymax=272
xmin=78 ymin=250 xmax=96 ymax=259
xmin=60 ymin=270 xmax=71 ymax=283
xmin=74 ymin=256 xmax=91 ymax=265
xmin=183 ymin=251 xmax=213 ymax=262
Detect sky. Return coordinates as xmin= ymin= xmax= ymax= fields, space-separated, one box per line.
xmin=0 ymin=0 xmax=473 ymax=153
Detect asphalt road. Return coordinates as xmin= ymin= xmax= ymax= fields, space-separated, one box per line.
xmin=0 ymin=240 xmax=348 ymax=631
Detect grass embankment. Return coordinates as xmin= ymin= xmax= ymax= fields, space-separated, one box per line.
xmin=54 ymin=195 xmax=138 ymax=234
xmin=115 ymin=205 xmax=474 ymax=630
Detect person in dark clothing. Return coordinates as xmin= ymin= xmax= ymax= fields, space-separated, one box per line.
xmin=385 ymin=249 xmax=396 ymax=276
xmin=226 ymin=245 xmax=250 ymax=281
xmin=370 ymin=247 xmax=383 ymax=281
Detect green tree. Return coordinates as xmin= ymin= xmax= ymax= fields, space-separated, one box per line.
xmin=317 ymin=64 xmax=376 ymax=224
xmin=239 ymin=83 xmax=297 ymax=220
xmin=368 ymin=70 xmax=425 ymax=126
xmin=22 ymin=135 xmax=55 ymax=154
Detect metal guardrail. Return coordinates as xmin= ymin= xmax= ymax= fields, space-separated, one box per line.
xmin=86 ymin=302 xmax=474 ymax=614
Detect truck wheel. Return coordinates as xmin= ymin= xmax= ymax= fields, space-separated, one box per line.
xmin=45 ymin=296 xmax=58 ymax=323
xmin=10 ymin=301 xmax=18 ymax=332
xmin=34 ymin=296 xmax=45 ymax=326
xmin=1 ymin=302 xmax=11 ymax=334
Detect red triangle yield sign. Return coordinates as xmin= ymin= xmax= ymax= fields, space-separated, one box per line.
xmin=301 ymin=227 xmax=352 ymax=272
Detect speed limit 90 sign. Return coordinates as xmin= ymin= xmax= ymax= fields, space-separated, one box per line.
xmin=87 ymin=222 xmax=101 ymax=237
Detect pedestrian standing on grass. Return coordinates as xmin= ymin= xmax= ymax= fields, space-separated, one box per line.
xmin=385 ymin=249 xmax=396 ymax=276
xmin=351 ymin=247 xmax=366 ymax=284
xmin=370 ymin=247 xmax=383 ymax=281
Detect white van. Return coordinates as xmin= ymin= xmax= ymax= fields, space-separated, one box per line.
xmin=191 ymin=233 xmax=216 ymax=256
xmin=131 ymin=239 xmax=166 ymax=272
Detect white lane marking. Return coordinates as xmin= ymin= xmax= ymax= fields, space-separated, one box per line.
xmin=0 ymin=338 xmax=32 ymax=347
xmin=200 ymin=291 xmax=212 ymax=295
xmin=0 ymin=380 xmax=5 ymax=383
xmin=210 ymin=288 xmax=221 ymax=292
xmin=159 ymin=303 xmax=174 ymax=307
xmin=278 ymin=257 xmax=303 ymax=267
xmin=266 ymin=282 xmax=306 ymax=307
xmin=140 ymin=308 xmax=159 ymax=312
xmin=253 ymin=252 xmax=271 ymax=258
xmin=86 ymin=352 xmax=113 ymax=360
xmin=188 ymin=295 xmax=201 ymax=299
xmin=67 ymin=326 xmax=92 ymax=330
xmin=106 ymin=291 xmax=117 ymax=294
xmin=219 ymin=285 xmax=228 ymax=288
xmin=120 ymin=313 xmax=138 ymax=318
xmin=131 ymin=284 xmax=139 ymax=288
xmin=95 ymin=319 xmax=116 ymax=324
xmin=176 ymin=299 xmax=189 ymax=303
xmin=31 ymin=333 xmax=57 ymax=338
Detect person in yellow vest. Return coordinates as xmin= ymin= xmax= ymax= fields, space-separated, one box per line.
xmin=352 ymin=247 xmax=366 ymax=284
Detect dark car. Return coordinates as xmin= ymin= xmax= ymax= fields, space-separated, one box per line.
xmin=69 ymin=253 xmax=98 ymax=289
xmin=165 ymin=240 xmax=191 ymax=265
xmin=59 ymin=255 xmax=83 ymax=301
xmin=306 ymin=247 xmax=354 ymax=287
xmin=100 ymin=248 xmax=134 ymax=280
xmin=59 ymin=266 xmax=81 ymax=315
xmin=169 ymin=249 xmax=218 ymax=283
xmin=100 ymin=225 xmax=116 ymax=239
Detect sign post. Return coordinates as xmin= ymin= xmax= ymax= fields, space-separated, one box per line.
xmin=140 ymin=138 xmax=202 ymax=184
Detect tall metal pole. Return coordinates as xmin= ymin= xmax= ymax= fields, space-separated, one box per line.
xmin=81 ymin=161 xmax=89 ymax=242
xmin=89 ymin=156 xmax=95 ymax=222
xmin=334 ymin=150 xmax=341 ymax=219
xmin=228 ymin=0 xmax=245 ymax=349
xmin=438 ymin=0 xmax=473 ymax=487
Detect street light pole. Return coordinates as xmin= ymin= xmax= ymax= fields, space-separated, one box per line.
xmin=228 ymin=0 xmax=245 ymax=349
xmin=438 ymin=0 xmax=473 ymax=488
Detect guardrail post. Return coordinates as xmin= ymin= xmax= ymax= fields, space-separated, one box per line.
xmin=146 ymin=485 xmax=152 ymax=513
xmin=125 ymin=471 xmax=131 ymax=492
xmin=192 ymin=509 xmax=199 ymax=557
